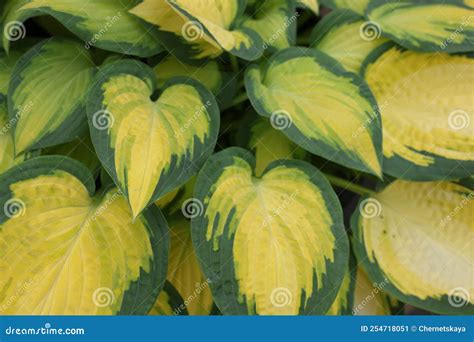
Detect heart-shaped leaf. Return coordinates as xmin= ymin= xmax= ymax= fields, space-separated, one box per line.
xmin=192 ymin=147 xmax=349 ymax=315
xmin=364 ymin=45 xmax=474 ymax=180
xmin=352 ymin=179 xmax=474 ymax=314
xmin=367 ymin=0 xmax=474 ymax=53
xmin=246 ymin=47 xmax=383 ymax=176
xmin=150 ymin=281 xmax=188 ymax=315
xmin=0 ymin=156 xmax=169 ymax=314
xmin=9 ymin=38 xmax=95 ymax=154
xmin=87 ymin=60 xmax=219 ymax=218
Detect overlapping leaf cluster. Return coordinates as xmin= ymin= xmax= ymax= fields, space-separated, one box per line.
xmin=0 ymin=0 xmax=472 ymax=316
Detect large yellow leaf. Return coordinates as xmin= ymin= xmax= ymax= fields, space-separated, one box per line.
xmin=0 ymin=156 xmax=169 ymax=314
xmin=364 ymin=46 xmax=474 ymax=180
xmin=352 ymin=180 xmax=474 ymax=314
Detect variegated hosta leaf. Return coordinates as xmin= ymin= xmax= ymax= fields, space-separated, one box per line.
xmin=192 ymin=148 xmax=349 ymax=315
xmin=87 ymin=60 xmax=219 ymax=218
xmin=150 ymin=281 xmax=188 ymax=315
xmin=152 ymin=55 xmax=237 ymax=109
xmin=310 ymin=10 xmax=389 ymax=74
xmin=130 ymin=0 xmax=263 ymax=61
xmin=367 ymin=0 xmax=474 ymax=53
xmin=9 ymin=38 xmax=95 ymax=154
xmin=352 ymin=180 xmax=474 ymax=314
xmin=1 ymin=0 xmax=162 ymax=56
xmin=320 ymin=0 xmax=369 ymax=15
xmin=239 ymin=115 xmax=309 ymax=176
xmin=241 ymin=0 xmax=297 ymax=51
xmin=296 ymin=0 xmax=319 ymax=15
xmin=167 ymin=216 xmax=214 ymax=315
xmin=364 ymin=46 xmax=474 ymax=180
xmin=245 ymin=47 xmax=383 ymax=176
xmin=0 ymin=156 xmax=169 ymax=314
xmin=326 ymin=253 xmax=356 ymax=315
xmin=352 ymin=267 xmax=391 ymax=315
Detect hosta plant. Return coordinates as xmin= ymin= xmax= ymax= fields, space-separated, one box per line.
xmin=0 ymin=0 xmax=472 ymax=316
